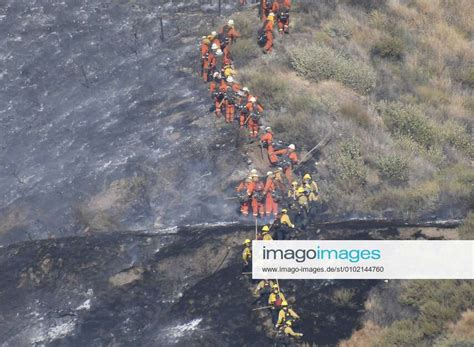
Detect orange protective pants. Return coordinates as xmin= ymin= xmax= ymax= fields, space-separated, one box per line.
xmin=265 ymin=193 xmax=278 ymax=217
xmin=264 ymin=31 xmax=273 ymax=52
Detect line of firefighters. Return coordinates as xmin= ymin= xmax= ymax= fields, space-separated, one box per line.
xmin=199 ymin=3 xmax=304 ymax=340
xmin=199 ymin=4 xmax=293 ymax=138
xmin=257 ymin=0 xmax=292 ymax=53
xmin=237 ymin=168 xmax=320 ymax=230
xmin=243 ymin=238 xmax=303 ymax=338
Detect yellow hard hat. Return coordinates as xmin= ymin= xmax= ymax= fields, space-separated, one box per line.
xmin=291 ymin=181 xmax=298 ymax=186
xmin=282 ymin=209 xmax=288 ymax=213
xmin=303 ymin=174 xmax=311 ymax=180
xmin=297 ymin=187 xmax=305 ymax=193
xmin=262 ymin=225 xmax=270 ymax=232
xmin=244 ymin=239 xmax=251 ymax=244
xmin=272 ymin=284 xmax=279 ymax=289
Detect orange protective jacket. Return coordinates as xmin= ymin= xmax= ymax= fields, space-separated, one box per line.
xmin=207 ymin=53 xmax=216 ymax=69
xmin=200 ymin=42 xmax=209 ymax=57
xmin=274 ymin=149 xmax=298 ymax=164
xmin=231 ymin=83 xmax=242 ymax=93
xmin=264 ymin=177 xmax=275 ymax=194
xmin=245 ymin=102 xmax=264 ymax=113
xmin=264 ymin=18 xmax=274 ymax=32
xmin=260 ymin=132 xmax=273 ymax=146
xmin=218 ymin=79 xmax=227 ymax=93
xmin=237 ymin=181 xmax=256 ymax=195
xmin=222 ymin=25 xmax=241 ymax=41
xmin=277 ymin=0 xmax=291 ymax=8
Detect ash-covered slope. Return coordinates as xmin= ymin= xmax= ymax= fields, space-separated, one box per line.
xmin=0 ymin=0 xmax=245 ymax=245
xmin=0 ymin=225 xmax=375 ymax=346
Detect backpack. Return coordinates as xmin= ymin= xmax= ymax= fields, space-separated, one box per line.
xmin=279 ymin=157 xmax=291 ymax=168
xmin=227 ymin=88 xmax=238 ymax=104
xmin=261 ymin=285 xmax=272 ymax=295
xmin=222 ymin=25 xmax=232 ymax=35
xmin=217 ymin=33 xmax=228 ymax=49
xmin=254 ymin=191 xmax=265 ymax=202
xmin=271 ymin=190 xmax=283 ymax=202
xmin=274 ymin=295 xmax=283 ymax=307
xmin=278 ymin=8 xmax=289 ymax=20
xmin=257 ymin=28 xmax=267 ymax=46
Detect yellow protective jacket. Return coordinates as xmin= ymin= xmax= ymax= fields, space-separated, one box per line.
xmin=268 ymin=291 xmax=286 ymax=307
xmin=287 ymin=187 xmax=297 ymax=200
xmin=304 ymin=181 xmax=319 ymax=202
xmin=242 ymin=246 xmax=251 ymax=264
xmin=277 ymin=308 xmax=300 ymax=326
xmin=262 ymin=233 xmax=273 ymax=241
xmin=280 ymin=214 xmax=295 ymax=228
xmin=254 ymin=280 xmax=274 ymax=295
xmin=297 ymin=193 xmax=308 ymax=208
xmin=284 ymin=326 xmax=303 ymax=337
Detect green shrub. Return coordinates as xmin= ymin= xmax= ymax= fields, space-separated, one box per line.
xmin=372 ymin=35 xmax=405 ymax=60
xmin=434 ymin=335 xmax=474 ymax=347
xmin=339 ymin=100 xmax=372 ymax=128
xmin=459 ymin=66 xmax=474 ymax=87
xmin=380 ymin=102 xmax=437 ymax=149
xmin=269 ymin=112 xmax=321 ymax=150
xmin=233 ymin=13 xmax=256 ymax=38
xmin=332 ymin=139 xmax=367 ymax=188
xmin=323 ymin=19 xmax=353 ymax=39
xmin=332 ymin=288 xmax=356 ymax=307
xmin=240 ymin=70 xmax=290 ymax=109
xmin=368 ymin=180 xmax=440 ymax=218
xmin=376 ymin=319 xmax=424 ymax=347
xmin=231 ymin=38 xmax=260 ymax=65
xmin=375 ymin=155 xmax=409 ymax=184
xmin=440 ymin=120 xmax=474 ymax=157
xmin=459 ymin=213 xmax=474 ymax=240
xmin=287 ymin=93 xmax=326 ymax=114
xmin=400 ymin=280 xmax=474 ymax=337
xmin=343 ymin=0 xmax=388 ymax=10
xmin=376 ymin=281 xmax=474 ymax=346
xmin=289 ymin=44 xmax=376 ymax=94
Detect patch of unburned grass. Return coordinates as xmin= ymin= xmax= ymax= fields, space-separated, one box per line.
xmin=289 ymin=43 xmax=376 ymax=94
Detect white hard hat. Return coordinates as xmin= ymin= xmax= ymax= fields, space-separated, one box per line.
xmin=228 ymin=19 xmax=234 ymax=26
xmin=202 ymin=36 xmax=207 ymax=39
xmin=288 ymin=144 xmax=295 ymax=150
xmin=226 ymin=76 xmax=234 ymax=83
xmin=269 ymin=12 xmax=275 ymax=16
xmin=211 ymin=43 xmax=218 ymax=50
xmin=265 ymin=127 xmax=272 ymax=132
xmin=242 ymin=87 xmax=249 ymax=92
xmin=211 ymin=31 xmax=217 ymax=36
xmin=267 ymin=171 xmax=274 ymax=176
xmin=213 ymin=71 xmax=220 ymax=78
xmin=249 ymin=96 xmax=256 ymax=103
xmin=215 ymin=49 xmax=223 ymax=56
